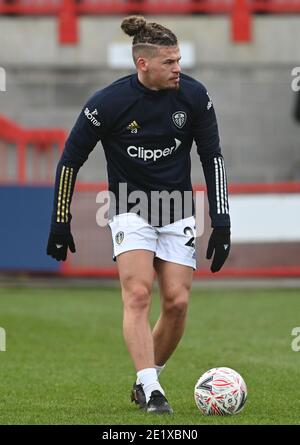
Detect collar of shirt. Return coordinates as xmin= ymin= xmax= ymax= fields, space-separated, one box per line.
xmin=132 ymin=74 xmax=170 ymax=97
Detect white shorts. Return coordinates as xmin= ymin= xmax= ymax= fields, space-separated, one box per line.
xmin=108 ymin=213 xmax=196 ymax=269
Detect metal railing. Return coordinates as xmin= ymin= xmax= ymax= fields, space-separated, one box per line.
xmin=0 ymin=1 xmax=300 ymax=43
xmin=0 ymin=114 xmax=66 ymax=184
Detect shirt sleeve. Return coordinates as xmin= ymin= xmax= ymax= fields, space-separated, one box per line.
xmin=193 ymin=86 xmax=230 ymax=228
xmin=50 ymin=92 xmax=106 ymax=233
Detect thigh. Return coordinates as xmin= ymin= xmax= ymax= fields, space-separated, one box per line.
xmin=117 ymin=250 xmax=156 ymax=294
xmin=154 ymin=258 xmax=193 ymax=302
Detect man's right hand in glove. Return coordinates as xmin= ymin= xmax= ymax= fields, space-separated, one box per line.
xmin=47 ymin=231 xmax=76 ymax=261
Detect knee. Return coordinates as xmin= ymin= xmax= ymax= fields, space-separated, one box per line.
xmin=163 ymin=288 xmax=190 ymax=319
xmin=123 ymin=285 xmax=151 ymax=313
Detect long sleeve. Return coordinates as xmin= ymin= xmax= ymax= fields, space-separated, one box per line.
xmin=50 ymin=93 xmax=105 ymax=234
xmin=193 ymin=87 xmax=230 ymax=228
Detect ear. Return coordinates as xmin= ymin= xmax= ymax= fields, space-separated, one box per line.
xmin=136 ymin=57 xmax=148 ymax=72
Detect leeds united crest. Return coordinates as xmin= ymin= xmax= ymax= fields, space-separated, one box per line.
xmin=172 ymin=111 xmax=187 ymax=129
xmin=115 ymin=231 xmax=124 ymax=245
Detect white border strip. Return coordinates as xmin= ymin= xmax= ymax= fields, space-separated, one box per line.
xmin=230 ymin=194 xmax=300 ymax=242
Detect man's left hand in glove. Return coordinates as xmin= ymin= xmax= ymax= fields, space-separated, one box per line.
xmin=206 ymin=227 xmax=231 ymax=273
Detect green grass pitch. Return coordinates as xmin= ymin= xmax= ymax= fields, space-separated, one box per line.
xmin=0 ymin=286 xmax=300 ymax=424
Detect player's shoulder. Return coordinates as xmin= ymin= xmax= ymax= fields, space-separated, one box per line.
xmin=91 ymin=75 xmax=134 ymax=100
xmin=180 ymin=73 xmax=209 ymax=100
xmin=85 ymin=75 xmax=135 ymax=110
xmin=102 ymin=74 xmax=134 ymax=95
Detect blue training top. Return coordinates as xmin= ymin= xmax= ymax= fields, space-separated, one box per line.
xmin=51 ymin=73 xmax=230 ymax=231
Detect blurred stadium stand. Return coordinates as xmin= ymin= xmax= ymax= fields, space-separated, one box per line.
xmin=1 ymin=1 xmax=300 ymax=43
xmin=0 ymin=1 xmax=300 ymax=277
xmin=0 ymin=115 xmax=65 ymax=183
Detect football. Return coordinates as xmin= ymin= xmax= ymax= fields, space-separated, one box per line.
xmin=194 ymin=367 xmax=247 ymax=415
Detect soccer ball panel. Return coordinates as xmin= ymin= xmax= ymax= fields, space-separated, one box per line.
xmin=194 ymin=367 xmax=247 ymax=415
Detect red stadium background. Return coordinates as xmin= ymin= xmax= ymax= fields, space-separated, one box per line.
xmin=1 ymin=114 xmax=299 ymax=278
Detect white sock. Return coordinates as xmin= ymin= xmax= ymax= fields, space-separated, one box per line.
xmin=155 ymin=364 xmax=166 ymax=377
xmin=137 ymin=368 xmax=165 ymax=403
xmin=136 ymin=363 xmax=166 ymax=385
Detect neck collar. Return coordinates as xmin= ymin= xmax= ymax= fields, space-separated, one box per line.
xmin=132 ymin=74 xmax=169 ymax=96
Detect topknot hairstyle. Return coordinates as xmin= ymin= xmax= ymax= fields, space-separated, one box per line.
xmin=121 ymin=16 xmax=178 ymax=46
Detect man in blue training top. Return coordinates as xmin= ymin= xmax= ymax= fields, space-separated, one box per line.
xmin=47 ymin=15 xmax=231 ymax=415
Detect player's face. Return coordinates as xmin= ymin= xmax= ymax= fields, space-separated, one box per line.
xmin=141 ymin=46 xmax=181 ymax=91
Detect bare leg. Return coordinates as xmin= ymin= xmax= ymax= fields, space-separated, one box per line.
xmin=153 ymin=258 xmax=193 ymax=366
xmin=117 ymin=250 xmax=155 ymax=371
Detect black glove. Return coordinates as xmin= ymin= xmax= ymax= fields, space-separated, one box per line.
xmin=47 ymin=231 xmax=76 ymax=261
xmin=206 ymin=227 xmax=231 ymax=273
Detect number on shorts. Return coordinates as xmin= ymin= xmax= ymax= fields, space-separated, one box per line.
xmin=184 ymin=226 xmax=195 ymax=248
